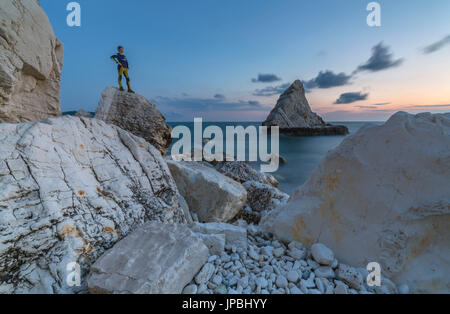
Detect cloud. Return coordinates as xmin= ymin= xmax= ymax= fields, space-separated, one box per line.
xmin=304 ymin=70 xmax=353 ymax=89
xmin=334 ymin=92 xmax=369 ymax=104
xmin=423 ymin=35 xmax=450 ymax=54
xmin=155 ymin=95 xmax=267 ymax=114
xmin=356 ymin=42 xmax=403 ymax=73
xmin=355 ymin=105 xmax=377 ymax=109
xmin=214 ymin=94 xmax=226 ymax=100
xmin=247 ymin=100 xmax=262 ymax=107
xmin=252 ymin=73 xmax=282 ymax=83
xmin=253 ymin=83 xmax=291 ymax=97
xmin=322 ymin=110 xmax=396 ymax=122
xmin=371 ymin=102 xmax=390 ymax=106
xmin=412 ymin=104 xmax=450 ymax=108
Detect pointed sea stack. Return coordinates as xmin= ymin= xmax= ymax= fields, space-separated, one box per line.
xmin=263 ymin=80 xmax=349 ymax=136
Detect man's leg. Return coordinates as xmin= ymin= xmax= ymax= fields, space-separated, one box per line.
xmin=118 ymin=67 xmax=125 ymax=91
xmin=123 ymin=68 xmax=134 ymax=93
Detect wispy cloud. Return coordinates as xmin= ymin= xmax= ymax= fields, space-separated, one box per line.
xmin=355 ymin=42 xmax=403 ymax=73
xmin=355 ymin=105 xmax=377 ymax=109
xmin=251 ymin=73 xmax=282 ymax=83
xmin=155 ymin=95 xmax=268 ymax=114
xmin=411 ymin=104 xmax=450 ymax=108
xmin=423 ymin=35 xmax=450 ymax=54
xmin=253 ymin=83 xmax=291 ymax=97
xmin=371 ymin=102 xmax=391 ymax=106
xmin=334 ymin=92 xmax=369 ymax=104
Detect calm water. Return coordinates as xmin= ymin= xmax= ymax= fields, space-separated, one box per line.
xmin=168 ymin=121 xmax=382 ymax=195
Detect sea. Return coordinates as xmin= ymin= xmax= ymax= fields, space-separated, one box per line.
xmin=167 ymin=121 xmax=383 ymax=195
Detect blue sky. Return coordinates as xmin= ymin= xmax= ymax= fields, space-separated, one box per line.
xmin=41 ymin=0 xmax=450 ymax=121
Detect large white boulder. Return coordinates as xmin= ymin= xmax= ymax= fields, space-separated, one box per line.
xmin=0 ymin=116 xmax=185 ymax=293
xmin=95 ymin=87 xmax=172 ymax=155
xmin=262 ymin=112 xmax=450 ymax=293
xmin=87 ymin=222 xmax=208 ymax=294
xmin=167 ymin=161 xmax=247 ymax=222
xmin=0 ymin=0 xmax=63 ymax=122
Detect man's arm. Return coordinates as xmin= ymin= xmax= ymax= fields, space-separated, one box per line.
xmin=110 ymin=54 xmax=122 ymax=66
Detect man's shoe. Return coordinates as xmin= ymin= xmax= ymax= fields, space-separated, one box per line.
xmin=119 ymin=87 xmax=125 ymax=91
xmin=128 ymin=89 xmax=135 ymax=94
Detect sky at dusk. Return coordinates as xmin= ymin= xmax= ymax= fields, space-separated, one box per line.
xmin=41 ymin=0 xmax=450 ymax=122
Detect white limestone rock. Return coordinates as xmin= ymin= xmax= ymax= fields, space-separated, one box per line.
xmin=336 ymin=264 xmax=364 ymax=290
xmin=87 ymin=223 xmax=208 ymax=294
xmin=215 ymin=161 xmax=279 ymax=187
xmin=311 ymin=243 xmax=335 ymax=266
xmin=262 ymin=112 xmax=450 ymax=293
xmin=0 ymin=116 xmax=185 ymax=293
xmin=197 ymin=233 xmax=226 ymax=256
xmin=0 ymin=0 xmax=63 ymax=122
xmin=315 ymin=267 xmax=336 ymax=279
xmin=167 ymin=161 xmax=247 ymax=222
xmin=95 ymin=87 xmax=172 ymax=155
xmin=195 ymin=263 xmax=216 ymax=285
xmin=182 ymin=284 xmax=198 ymax=295
xmin=243 ymin=181 xmax=289 ymax=213
xmin=191 ymin=222 xmax=248 ymax=249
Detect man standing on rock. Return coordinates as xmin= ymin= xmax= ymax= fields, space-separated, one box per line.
xmin=110 ymin=46 xmax=135 ymax=93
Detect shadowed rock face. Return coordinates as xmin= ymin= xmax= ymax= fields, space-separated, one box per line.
xmin=0 ymin=0 xmax=63 ymax=122
xmin=262 ymin=112 xmax=450 ymax=293
xmin=95 ymin=87 xmax=172 ymax=155
xmin=263 ymin=80 xmax=325 ymax=128
xmin=0 ymin=116 xmax=185 ymax=293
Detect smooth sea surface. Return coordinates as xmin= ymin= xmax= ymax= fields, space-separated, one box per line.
xmin=168 ymin=121 xmax=383 ymax=195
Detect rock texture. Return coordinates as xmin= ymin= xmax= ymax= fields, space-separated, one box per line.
xmin=262 ymin=112 xmax=450 ymax=293
xmin=0 ymin=0 xmax=63 ymax=123
xmin=191 ymin=222 xmax=248 ymax=249
xmin=0 ymin=116 xmax=185 ymax=293
xmin=74 ymin=109 xmax=93 ymax=118
xmin=263 ymin=80 xmax=348 ymax=135
xmin=88 ymin=222 xmax=208 ymax=294
xmin=215 ymin=161 xmax=279 ymax=187
xmin=243 ymin=181 xmax=289 ymax=214
xmin=167 ymin=160 xmax=247 ymax=223
xmin=184 ymin=224 xmax=398 ymax=294
xmin=95 ymin=87 xmax=172 ymax=155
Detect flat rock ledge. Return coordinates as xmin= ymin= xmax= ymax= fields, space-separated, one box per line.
xmin=88 ymin=222 xmax=209 ymax=294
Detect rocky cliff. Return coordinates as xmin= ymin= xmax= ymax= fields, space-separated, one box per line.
xmin=263 ymin=80 xmax=348 ymax=135
xmin=0 ymin=116 xmax=185 ymax=293
xmin=0 ymin=0 xmax=63 ymax=123
xmin=95 ymin=87 xmax=172 ymax=155
xmin=262 ymin=112 xmax=450 ymax=293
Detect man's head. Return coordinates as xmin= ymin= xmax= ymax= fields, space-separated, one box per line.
xmin=117 ymin=46 xmax=124 ymax=53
